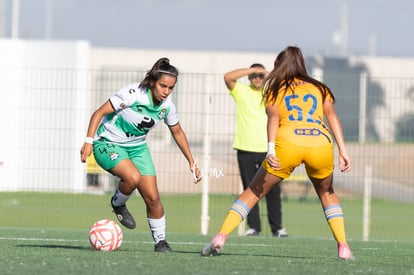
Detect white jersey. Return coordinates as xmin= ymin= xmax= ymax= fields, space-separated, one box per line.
xmin=96 ymin=82 xmax=179 ymax=146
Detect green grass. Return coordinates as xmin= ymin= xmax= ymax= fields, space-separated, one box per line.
xmin=0 ymin=192 xmax=413 ymax=274
xmin=1 ymin=228 xmax=413 ymax=275
xmin=1 ymin=192 xmax=412 ymax=241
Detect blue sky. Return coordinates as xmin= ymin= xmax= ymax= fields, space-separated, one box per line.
xmin=4 ymin=0 xmax=414 ymax=57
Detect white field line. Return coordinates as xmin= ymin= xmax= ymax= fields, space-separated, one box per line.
xmin=0 ymin=236 xmax=274 ymax=247
xmin=0 ymin=236 xmax=412 ymax=251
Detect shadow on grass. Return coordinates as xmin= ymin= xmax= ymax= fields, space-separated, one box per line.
xmin=16 ymin=244 xmax=91 ymax=250
xmin=172 ymin=249 xmax=309 ymax=259
xmin=16 ymin=244 xmax=155 ymax=253
xmin=15 ymin=245 xmax=311 ymax=259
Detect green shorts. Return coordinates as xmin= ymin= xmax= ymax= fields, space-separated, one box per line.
xmin=93 ymin=139 xmax=156 ymax=176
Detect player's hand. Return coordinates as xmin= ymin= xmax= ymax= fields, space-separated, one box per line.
xmin=191 ymin=164 xmax=202 ymax=183
xmin=339 ymin=152 xmax=351 ymax=173
xmin=80 ymin=143 xmax=93 ymax=163
xmin=266 ymin=154 xmax=281 ymax=170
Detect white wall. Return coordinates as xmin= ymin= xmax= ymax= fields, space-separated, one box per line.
xmin=0 ymin=39 xmax=90 ymax=191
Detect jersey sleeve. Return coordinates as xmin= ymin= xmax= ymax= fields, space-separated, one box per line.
xmin=164 ymin=101 xmax=179 ymax=126
xmin=109 ymin=84 xmax=137 ymax=111
xmin=325 ymin=92 xmax=334 ymax=103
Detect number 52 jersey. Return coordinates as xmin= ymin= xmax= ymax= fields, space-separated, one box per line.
xmin=272 ymin=80 xmax=333 ymax=147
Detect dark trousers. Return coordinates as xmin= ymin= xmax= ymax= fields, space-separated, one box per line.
xmin=87 ymin=174 xmax=100 ymax=187
xmin=237 ymin=150 xmax=282 ymax=233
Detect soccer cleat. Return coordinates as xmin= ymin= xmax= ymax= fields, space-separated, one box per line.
xmin=154 ymin=240 xmax=173 ymax=253
xmin=338 ymin=242 xmax=355 ymax=260
xmin=245 ymin=228 xmax=260 ymax=236
xmin=273 ymin=227 xmax=288 ymax=237
xmin=201 ymin=233 xmax=228 ymax=256
xmin=110 ymin=196 xmax=136 ymax=229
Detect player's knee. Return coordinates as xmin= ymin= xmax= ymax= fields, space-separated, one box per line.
xmin=123 ymin=173 xmax=141 ymax=188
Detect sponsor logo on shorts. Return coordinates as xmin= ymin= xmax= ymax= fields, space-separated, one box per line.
xmin=110 ymin=152 xmax=120 ymax=161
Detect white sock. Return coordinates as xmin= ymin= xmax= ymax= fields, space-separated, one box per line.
xmin=147 ymin=215 xmax=166 ymax=244
xmin=111 ymin=186 xmax=131 ymax=207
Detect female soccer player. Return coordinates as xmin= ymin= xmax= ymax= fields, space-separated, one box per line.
xmin=80 ymin=57 xmax=202 ymax=253
xmin=201 ymin=46 xmax=354 ymax=260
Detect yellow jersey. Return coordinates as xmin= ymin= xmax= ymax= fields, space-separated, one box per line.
xmin=272 ymin=80 xmax=333 ymax=147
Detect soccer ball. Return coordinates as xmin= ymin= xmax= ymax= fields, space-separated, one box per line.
xmin=89 ymin=219 xmax=123 ymax=251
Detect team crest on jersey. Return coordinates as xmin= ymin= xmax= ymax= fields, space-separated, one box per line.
xmin=109 ymin=152 xmax=119 ymax=161
xmin=158 ymin=109 xmax=167 ymax=120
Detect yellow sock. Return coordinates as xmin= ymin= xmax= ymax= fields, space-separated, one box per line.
xmin=219 ymin=200 xmax=250 ymax=235
xmin=324 ymin=205 xmax=347 ymax=243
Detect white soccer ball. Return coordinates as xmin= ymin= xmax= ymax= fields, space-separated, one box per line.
xmin=89 ymin=219 xmax=123 ymax=251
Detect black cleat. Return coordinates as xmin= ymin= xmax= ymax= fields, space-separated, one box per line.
xmin=110 ymin=196 xmax=136 ymax=229
xmin=154 ymin=240 xmax=172 ymax=253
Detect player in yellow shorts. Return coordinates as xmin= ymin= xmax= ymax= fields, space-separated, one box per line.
xmin=202 ymin=46 xmax=354 ymax=260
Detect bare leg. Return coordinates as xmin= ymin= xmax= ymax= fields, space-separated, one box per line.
xmin=201 ymin=168 xmax=283 ymax=256
xmin=136 ymin=175 xmax=164 ymax=219
xmin=219 ymin=167 xmax=283 ymax=235
xmin=310 ymin=174 xmax=347 ymax=243
xmin=309 ymin=174 xmax=340 ymax=208
xmin=110 ymin=159 xmax=142 ymax=196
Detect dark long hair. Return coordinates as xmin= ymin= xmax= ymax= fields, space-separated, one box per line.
xmin=139 ymin=57 xmax=179 ymax=89
xmin=263 ymin=46 xmax=335 ymax=104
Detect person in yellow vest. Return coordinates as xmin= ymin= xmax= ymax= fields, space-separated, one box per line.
xmin=224 ymin=63 xmax=287 ymax=237
xmin=202 ymin=46 xmax=354 ymax=260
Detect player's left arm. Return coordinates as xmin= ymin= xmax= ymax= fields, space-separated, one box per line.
xmin=323 ymin=99 xmax=351 ymax=173
xmin=168 ymin=123 xmax=202 ymax=183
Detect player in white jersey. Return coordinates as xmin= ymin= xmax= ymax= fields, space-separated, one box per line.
xmin=80 ymin=58 xmax=202 ymax=253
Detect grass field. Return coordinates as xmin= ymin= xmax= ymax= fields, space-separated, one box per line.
xmin=1 ymin=229 xmax=413 ymax=275
xmin=1 ymin=192 xmax=413 ymax=274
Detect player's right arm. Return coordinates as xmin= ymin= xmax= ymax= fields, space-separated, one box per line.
xmin=224 ymin=68 xmax=258 ymax=90
xmin=80 ymin=100 xmax=115 ymax=163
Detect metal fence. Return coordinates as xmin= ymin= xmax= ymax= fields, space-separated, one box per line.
xmin=0 ymin=67 xmax=413 ymax=203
